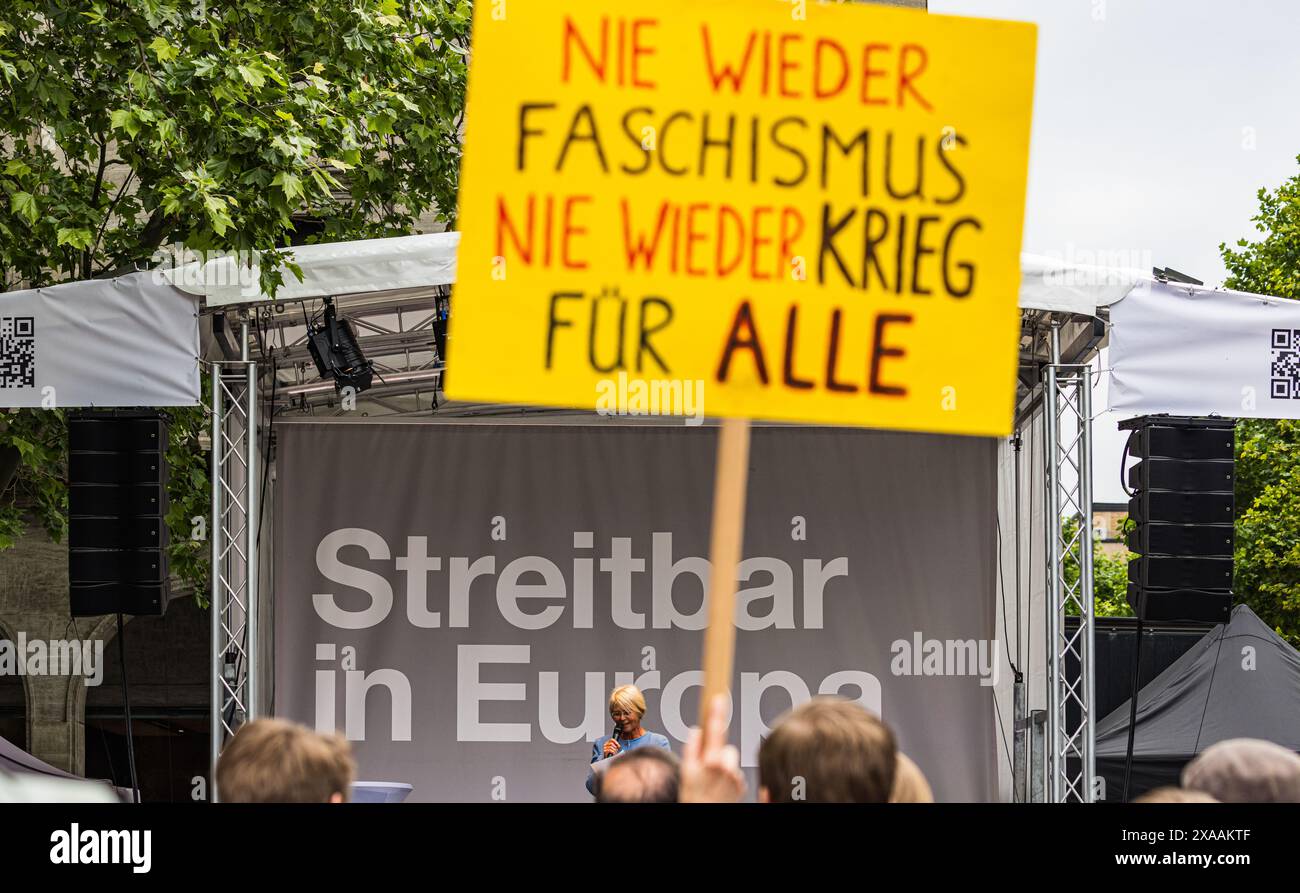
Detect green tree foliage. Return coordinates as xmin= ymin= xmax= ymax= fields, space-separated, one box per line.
xmin=1062 ymin=515 xmax=1134 ymax=619
xmin=1220 ymin=157 xmax=1300 ymax=646
xmin=1092 ymin=545 xmax=1133 ymax=618
xmin=0 ymin=0 xmax=470 ymax=600
xmin=0 ymin=0 xmax=469 ymax=284
xmin=1229 ymin=420 xmax=1300 ymax=644
xmin=1221 ymin=159 xmax=1300 ymax=302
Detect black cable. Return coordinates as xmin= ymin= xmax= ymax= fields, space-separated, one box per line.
xmin=993 ymin=431 xmax=1032 ymax=788
xmin=254 ymin=333 xmax=276 ymax=715
xmin=1013 ymin=431 xmax=1024 ymax=674
xmin=165 ymin=720 xmax=175 ymax=802
xmin=117 ymin=612 xmax=140 ymax=803
xmin=1118 ymin=426 xmax=1141 ymax=799
xmin=256 ymin=335 xmax=275 ymax=547
xmin=1122 ymin=611 xmax=1143 ymax=801
xmin=97 ymin=722 xmax=117 ymax=790
xmin=1120 ymin=433 xmax=1136 ymax=498
xmin=252 ymin=310 xmax=267 ymax=358
xmin=262 ymin=315 xmax=283 ymax=710
xmin=1192 ymin=622 xmax=1230 ymax=755
xmin=995 ymin=514 xmax=1021 ymax=677
xmin=991 ymin=683 xmax=1016 ymax=778
xmin=259 ymin=395 xmax=274 ymax=530
xmin=1026 ymin=417 xmax=1034 ymax=687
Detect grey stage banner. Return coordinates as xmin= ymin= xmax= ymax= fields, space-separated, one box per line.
xmin=273 ymin=420 xmax=999 ymax=801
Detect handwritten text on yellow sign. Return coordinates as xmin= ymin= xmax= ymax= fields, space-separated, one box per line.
xmin=449 ymin=0 xmax=1036 ymax=435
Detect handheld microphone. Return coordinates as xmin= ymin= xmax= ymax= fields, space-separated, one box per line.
xmin=604 ymin=724 xmax=620 ymax=759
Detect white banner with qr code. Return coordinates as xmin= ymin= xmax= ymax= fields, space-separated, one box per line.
xmin=1109 ymin=280 xmax=1300 ymax=419
xmin=0 ymin=272 xmax=199 ymax=408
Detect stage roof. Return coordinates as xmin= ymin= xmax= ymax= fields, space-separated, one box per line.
xmin=163 ymin=231 xmax=1147 ymax=318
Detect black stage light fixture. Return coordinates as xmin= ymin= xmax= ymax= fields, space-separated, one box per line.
xmin=432 ymin=287 xmax=450 ymax=366
xmin=307 ymin=297 xmax=374 ymax=393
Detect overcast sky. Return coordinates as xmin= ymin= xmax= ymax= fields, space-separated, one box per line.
xmin=934 ymin=0 xmax=1300 ymax=501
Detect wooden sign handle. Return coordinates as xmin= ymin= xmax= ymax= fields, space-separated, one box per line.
xmin=699 ymin=416 xmax=752 ymax=727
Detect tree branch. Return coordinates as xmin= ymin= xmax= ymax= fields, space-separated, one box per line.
xmin=93 ymin=205 xmax=174 ymax=278
xmin=83 ymin=136 xmax=109 ymax=279
xmin=89 ymin=168 xmax=135 ymax=262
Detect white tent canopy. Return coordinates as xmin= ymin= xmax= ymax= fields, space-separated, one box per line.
xmin=0 ymin=232 xmax=1161 ymax=412
xmin=163 ymin=232 xmax=459 ymax=306
xmin=1018 ymin=251 xmax=1149 ymax=316
xmin=162 ymin=231 xmax=1146 ymax=316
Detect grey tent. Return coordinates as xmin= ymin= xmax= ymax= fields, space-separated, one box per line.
xmin=0 ymin=733 xmax=82 ymax=780
xmin=0 ymin=735 xmax=125 ymax=801
xmin=1096 ymin=605 xmax=1300 ymax=799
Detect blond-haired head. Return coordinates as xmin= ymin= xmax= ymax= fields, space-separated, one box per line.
xmin=889 ymin=752 xmax=934 ymax=803
xmin=1133 ymin=786 xmax=1218 ymax=803
xmin=608 ymin=684 xmax=646 ymax=720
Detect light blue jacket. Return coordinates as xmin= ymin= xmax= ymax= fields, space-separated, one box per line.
xmin=586 ymin=732 xmax=672 ymax=795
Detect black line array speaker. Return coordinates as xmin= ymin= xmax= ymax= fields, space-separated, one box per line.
xmin=68 ymin=411 xmax=171 ymax=616
xmin=1121 ymin=415 xmax=1233 ymax=624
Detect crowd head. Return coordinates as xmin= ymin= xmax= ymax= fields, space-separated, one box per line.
xmin=674 ymin=697 xmax=1300 ymax=805
xmin=216 ymin=718 xmax=355 ymax=804
xmin=595 ymin=747 xmax=680 ymax=803
xmin=889 ymin=752 xmax=935 ymax=803
xmin=1180 ymin=738 xmax=1300 ymax=803
xmin=757 ymin=697 xmax=897 ymax=803
xmin=210 ymin=708 xmax=1299 ymax=806
xmin=1132 ymin=787 xmax=1218 ymax=803
xmin=669 ymin=693 xmax=910 ymax=804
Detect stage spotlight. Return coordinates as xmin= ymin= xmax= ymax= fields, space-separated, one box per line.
xmin=307 ymin=297 xmax=374 ymax=393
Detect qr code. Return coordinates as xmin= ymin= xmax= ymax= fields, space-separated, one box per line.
xmin=1271 ymin=328 xmax=1300 ymax=400
xmin=0 ymin=317 xmax=35 ymax=388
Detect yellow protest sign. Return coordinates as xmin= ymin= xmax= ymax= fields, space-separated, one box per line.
xmin=449 ymin=0 xmax=1036 ymax=436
